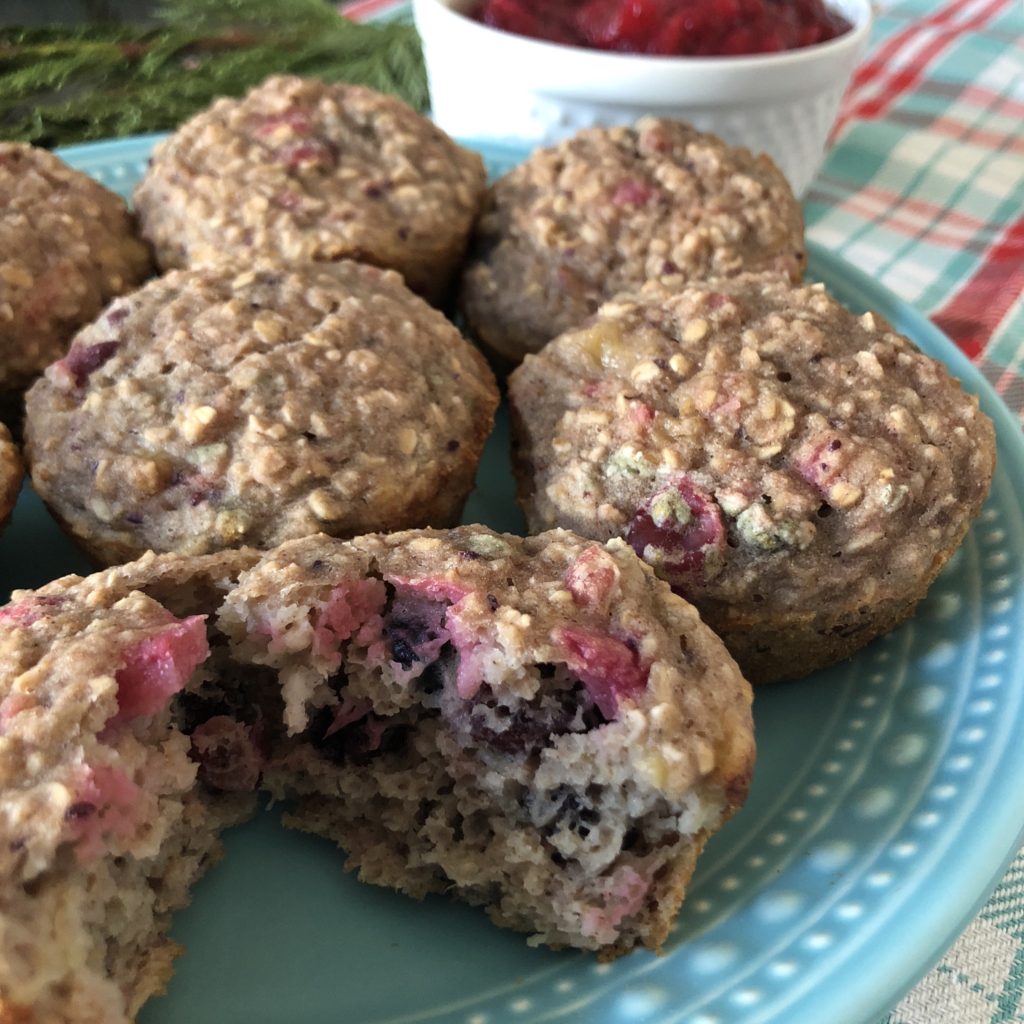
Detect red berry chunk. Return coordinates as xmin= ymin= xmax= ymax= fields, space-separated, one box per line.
xmin=274 ymin=137 xmax=337 ymax=171
xmin=628 ymin=400 xmax=654 ymax=428
xmin=111 ymin=615 xmax=209 ymax=725
xmin=554 ymin=625 xmax=648 ymax=719
xmin=322 ymin=695 xmax=373 ymax=739
xmin=251 ymin=109 xmax=337 ymax=170
xmin=564 ymin=545 xmax=619 ymax=612
xmin=626 ymin=478 xmax=725 ymax=581
xmin=311 ymin=578 xmax=387 ymax=663
xmin=612 ymin=178 xmax=656 ymax=206
xmin=792 ymin=435 xmax=844 ymax=495
xmin=469 ymin=0 xmax=851 ymax=56
xmin=0 ymin=594 xmax=64 ymax=628
xmin=581 ymin=865 xmax=650 ymax=938
xmin=55 ymin=340 xmax=120 ymax=388
xmin=390 ymin=575 xmax=473 ymax=605
xmin=66 ymin=763 xmax=144 ymax=861
xmin=253 ymin=109 xmax=314 ymax=137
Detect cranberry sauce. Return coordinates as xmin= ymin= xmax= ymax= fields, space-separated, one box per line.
xmin=469 ymin=0 xmax=852 ymax=56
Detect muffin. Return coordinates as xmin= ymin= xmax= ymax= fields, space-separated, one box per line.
xmin=459 ymin=118 xmax=805 ymax=365
xmin=24 ymin=261 xmax=499 ymax=566
xmin=0 ymin=527 xmax=753 ymax=1018
xmin=220 ymin=526 xmax=755 ymax=956
xmin=134 ymin=75 xmax=487 ymax=304
xmin=0 ymin=549 xmax=258 ymax=1024
xmin=0 ymin=143 xmax=152 ymax=422
xmin=508 ymin=273 xmax=997 ymax=683
xmin=0 ymin=423 xmax=21 ymax=532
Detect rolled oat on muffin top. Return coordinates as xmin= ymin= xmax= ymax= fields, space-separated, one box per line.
xmin=133 ymin=75 xmax=487 ymax=304
xmin=24 ymin=260 xmax=499 ymax=566
xmin=0 ymin=422 xmax=22 ymax=531
xmin=508 ymin=272 xmax=996 ymax=683
xmin=459 ymin=118 xmax=806 ymax=366
xmin=0 ymin=143 xmax=153 ymax=415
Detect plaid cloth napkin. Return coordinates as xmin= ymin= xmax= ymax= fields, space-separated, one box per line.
xmin=805 ymin=0 xmax=1024 ymax=430
xmin=340 ymin=1 xmax=1024 ymax=1020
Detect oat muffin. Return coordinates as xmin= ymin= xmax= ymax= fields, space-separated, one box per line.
xmin=459 ymin=118 xmax=805 ymax=365
xmin=24 ymin=261 xmax=499 ymax=566
xmin=0 ymin=143 xmax=152 ymax=421
xmin=219 ymin=526 xmax=754 ymax=956
xmin=508 ymin=273 xmax=997 ymax=683
xmin=0 ymin=422 xmax=21 ymax=531
xmin=134 ymin=75 xmax=487 ymax=303
xmin=0 ymin=549 xmax=258 ymax=1024
xmin=1 ymin=527 xmax=752 ymax=1017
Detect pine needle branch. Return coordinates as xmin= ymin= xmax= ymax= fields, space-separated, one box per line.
xmin=0 ymin=0 xmax=427 ymax=147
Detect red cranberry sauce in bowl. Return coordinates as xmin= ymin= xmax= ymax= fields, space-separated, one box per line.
xmin=470 ymin=0 xmax=853 ymax=56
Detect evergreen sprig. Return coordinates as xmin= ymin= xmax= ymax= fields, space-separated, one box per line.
xmin=0 ymin=0 xmax=428 ymax=147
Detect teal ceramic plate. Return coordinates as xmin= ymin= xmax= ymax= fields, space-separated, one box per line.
xmin=3 ymin=135 xmax=1023 ymax=1024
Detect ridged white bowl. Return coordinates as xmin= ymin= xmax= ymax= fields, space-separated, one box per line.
xmin=413 ymin=0 xmax=872 ymax=196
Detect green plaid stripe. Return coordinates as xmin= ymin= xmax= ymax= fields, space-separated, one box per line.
xmin=804 ymin=0 xmax=1024 ymax=428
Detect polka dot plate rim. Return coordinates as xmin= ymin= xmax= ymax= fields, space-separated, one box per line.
xmin=3 ymin=134 xmax=1020 ymax=1024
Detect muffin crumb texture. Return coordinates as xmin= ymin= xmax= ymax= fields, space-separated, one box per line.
xmin=134 ymin=75 xmax=487 ymax=302
xmin=0 ymin=143 xmax=152 ymax=409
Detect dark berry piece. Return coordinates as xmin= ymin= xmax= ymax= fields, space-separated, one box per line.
xmin=58 ymin=340 xmax=120 ymax=388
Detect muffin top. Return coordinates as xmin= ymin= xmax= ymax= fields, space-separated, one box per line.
xmin=0 ymin=143 xmax=153 ymax=399
xmin=509 ymin=273 xmax=996 ymax=614
xmin=220 ymin=525 xmax=755 ymax=803
xmin=459 ymin=118 xmax=805 ymax=361
xmin=0 ymin=422 xmax=21 ymax=529
xmin=25 ymin=261 xmax=499 ymax=564
xmin=134 ymin=75 xmax=486 ymax=297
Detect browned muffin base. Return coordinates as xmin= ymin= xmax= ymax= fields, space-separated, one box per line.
xmin=706 ymin=515 xmax=982 ymax=684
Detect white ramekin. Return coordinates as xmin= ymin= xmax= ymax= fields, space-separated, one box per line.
xmin=412 ymin=0 xmax=872 ymax=196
